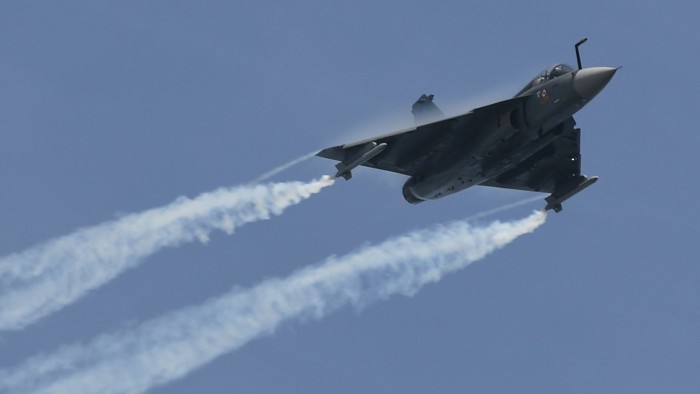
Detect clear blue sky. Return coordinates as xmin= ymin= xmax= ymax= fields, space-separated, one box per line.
xmin=1 ymin=1 xmax=698 ymax=393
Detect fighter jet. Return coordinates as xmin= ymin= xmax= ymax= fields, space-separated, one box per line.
xmin=317 ymin=39 xmax=617 ymax=212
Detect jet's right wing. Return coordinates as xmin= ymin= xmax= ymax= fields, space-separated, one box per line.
xmin=317 ymin=95 xmax=530 ymax=179
xmin=316 ymin=119 xmax=450 ymax=178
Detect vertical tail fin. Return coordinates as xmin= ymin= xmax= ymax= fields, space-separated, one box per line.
xmin=411 ymin=94 xmax=444 ymax=125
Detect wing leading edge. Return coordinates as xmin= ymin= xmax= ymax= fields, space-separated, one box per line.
xmin=316 ymin=95 xmax=530 ymax=178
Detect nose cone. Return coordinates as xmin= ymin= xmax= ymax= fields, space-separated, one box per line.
xmin=573 ymin=67 xmax=618 ymax=101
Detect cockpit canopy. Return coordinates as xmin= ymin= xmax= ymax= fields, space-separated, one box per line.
xmin=546 ymin=63 xmax=575 ymax=79
xmin=516 ymin=63 xmax=575 ymax=96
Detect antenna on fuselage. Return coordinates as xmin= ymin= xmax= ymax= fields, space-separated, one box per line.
xmin=575 ymin=38 xmax=588 ymax=70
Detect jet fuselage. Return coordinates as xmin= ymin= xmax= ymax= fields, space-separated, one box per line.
xmin=402 ymin=65 xmax=617 ymax=203
xmin=317 ymin=40 xmax=618 ymax=212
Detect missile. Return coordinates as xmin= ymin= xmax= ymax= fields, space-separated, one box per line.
xmin=335 ymin=142 xmax=387 ymax=180
xmin=544 ymin=175 xmax=598 ymax=213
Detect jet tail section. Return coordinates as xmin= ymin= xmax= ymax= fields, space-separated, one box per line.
xmin=412 ymin=94 xmax=444 ymax=125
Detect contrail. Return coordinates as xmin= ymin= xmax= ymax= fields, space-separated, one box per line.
xmin=0 ymin=209 xmax=546 ymax=394
xmin=0 ymin=176 xmax=335 ymax=331
xmin=250 ymin=151 xmax=319 ymax=184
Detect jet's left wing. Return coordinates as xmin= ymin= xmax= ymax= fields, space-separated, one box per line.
xmin=480 ymin=121 xmax=598 ymax=212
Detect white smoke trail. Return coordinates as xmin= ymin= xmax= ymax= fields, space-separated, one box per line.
xmin=0 ymin=210 xmax=546 ymax=394
xmin=463 ymin=195 xmax=545 ymax=222
xmin=0 ymin=176 xmax=335 ymax=331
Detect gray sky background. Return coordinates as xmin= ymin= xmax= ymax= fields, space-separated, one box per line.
xmin=1 ymin=1 xmax=698 ymax=393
